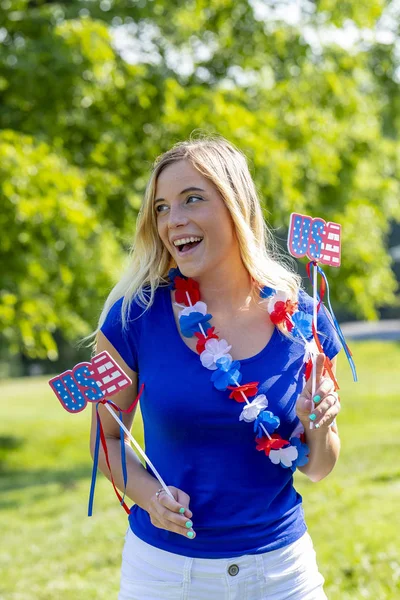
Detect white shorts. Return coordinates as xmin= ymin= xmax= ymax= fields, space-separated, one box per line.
xmin=119 ymin=527 xmax=328 ymax=600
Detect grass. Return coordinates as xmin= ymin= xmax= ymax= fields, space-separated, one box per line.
xmin=1 ymin=341 xmax=399 ymax=599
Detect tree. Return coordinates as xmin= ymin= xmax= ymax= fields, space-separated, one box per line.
xmin=0 ymin=130 xmax=122 ymax=358
xmin=1 ymin=0 xmax=399 ymax=359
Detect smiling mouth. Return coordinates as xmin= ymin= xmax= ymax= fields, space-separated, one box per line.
xmin=173 ymin=237 xmax=203 ymax=254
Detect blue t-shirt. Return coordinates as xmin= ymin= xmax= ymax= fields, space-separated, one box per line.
xmin=100 ymin=285 xmax=341 ymax=559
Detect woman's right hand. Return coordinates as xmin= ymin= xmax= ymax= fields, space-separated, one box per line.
xmin=147 ymin=486 xmax=196 ymax=539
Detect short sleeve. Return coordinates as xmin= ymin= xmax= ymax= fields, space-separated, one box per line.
xmin=100 ymin=297 xmax=138 ymax=372
xmin=298 ymin=289 xmax=342 ymax=360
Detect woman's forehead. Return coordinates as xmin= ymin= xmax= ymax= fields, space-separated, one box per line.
xmin=155 ymin=160 xmax=209 ymax=196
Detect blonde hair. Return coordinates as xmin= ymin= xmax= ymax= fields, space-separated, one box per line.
xmin=81 ymin=133 xmax=301 ymax=352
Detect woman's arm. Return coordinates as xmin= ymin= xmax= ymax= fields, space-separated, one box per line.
xmin=296 ymin=424 xmax=340 ymax=483
xmin=296 ymin=356 xmax=341 ymax=482
xmin=90 ymin=332 xmax=196 ymax=538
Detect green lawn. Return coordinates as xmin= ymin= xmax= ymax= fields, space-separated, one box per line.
xmin=1 ymin=341 xmax=399 ymax=599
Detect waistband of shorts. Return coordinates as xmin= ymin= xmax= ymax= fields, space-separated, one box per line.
xmin=124 ymin=527 xmax=311 ymax=579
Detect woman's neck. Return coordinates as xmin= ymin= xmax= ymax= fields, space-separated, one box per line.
xmin=194 ymin=264 xmax=254 ymax=315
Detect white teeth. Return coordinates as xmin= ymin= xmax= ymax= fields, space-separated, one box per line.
xmin=173 ymin=236 xmax=203 ymax=246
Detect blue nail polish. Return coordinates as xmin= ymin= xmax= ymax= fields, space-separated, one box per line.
xmin=309 ymin=413 xmax=317 ymax=421
xmin=187 ymin=531 xmax=194 ymax=539
xmin=314 ymin=395 xmax=321 ymax=403
xmin=185 ymin=520 xmax=193 ymax=528
xmin=179 ymin=507 xmax=185 ymax=514
xmin=315 ymin=423 xmax=320 ymax=429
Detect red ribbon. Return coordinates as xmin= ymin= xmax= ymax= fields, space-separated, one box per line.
xmin=96 ymin=383 xmax=145 ymax=513
xmin=97 ymin=412 xmax=131 ymax=514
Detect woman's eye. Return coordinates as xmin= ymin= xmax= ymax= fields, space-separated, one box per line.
xmin=155 ymin=196 xmax=202 ymax=214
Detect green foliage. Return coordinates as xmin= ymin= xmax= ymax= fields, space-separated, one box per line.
xmin=1 ymin=341 xmax=400 ymax=598
xmin=0 ymin=130 xmax=123 ymax=359
xmin=314 ymin=0 xmax=386 ymax=27
xmin=0 ymin=0 xmax=399 ymax=358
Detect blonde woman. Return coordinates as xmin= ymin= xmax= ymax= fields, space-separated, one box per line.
xmin=90 ymin=135 xmax=341 ymax=599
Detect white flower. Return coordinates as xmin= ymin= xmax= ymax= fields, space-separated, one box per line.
xmin=239 ymin=394 xmax=269 ymax=422
xmin=267 ymin=291 xmax=289 ymax=314
xmin=178 ymin=301 xmax=208 ymax=317
xmin=269 ymin=445 xmax=298 ymax=467
xmin=304 ymin=339 xmax=318 ymax=363
xmin=200 ymin=338 xmax=232 ymax=370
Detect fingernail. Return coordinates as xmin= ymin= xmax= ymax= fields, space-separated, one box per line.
xmin=309 ymin=413 xmax=317 ymax=421
xmin=314 ymin=395 xmax=321 ymax=403
xmin=187 ymin=531 xmax=195 ymax=539
xmin=185 ymin=520 xmax=193 ymax=528
xmin=179 ymin=507 xmax=185 ymax=514
xmin=315 ymin=423 xmax=320 ymax=429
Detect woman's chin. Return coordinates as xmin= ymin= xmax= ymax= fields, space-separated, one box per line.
xmin=176 ymin=261 xmax=205 ymax=280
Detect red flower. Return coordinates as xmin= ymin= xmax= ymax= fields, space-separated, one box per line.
xmin=299 ymin=432 xmax=306 ymax=444
xmin=175 ymin=277 xmax=200 ymax=306
xmin=255 ymin=434 xmax=289 ymax=456
xmin=227 ymin=381 xmax=259 ymax=403
xmin=270 ymin=300 xmax=297 ymax=331
xmin=194 ymin=327 xmax=219 ymax=354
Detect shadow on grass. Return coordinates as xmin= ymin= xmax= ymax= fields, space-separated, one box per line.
xmin=370 ymin=471 xmax=400 ymax=483
xmin=0 ymin=463 xmax=92 ymax=497
xmin=0 ymin=435 xmax=24 ymax=451
xmin=0 ymin=435 xmax=24 ymax=469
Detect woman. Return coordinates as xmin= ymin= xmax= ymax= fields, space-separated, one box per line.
xmin=90 ymin=135 xmax=341 ymax=599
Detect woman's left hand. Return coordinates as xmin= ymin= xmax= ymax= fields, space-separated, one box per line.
xmin=296 ymin=353 xmax=341 ymax=430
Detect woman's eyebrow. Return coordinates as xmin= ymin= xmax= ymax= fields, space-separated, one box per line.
xmin=155 ymin=186 xmax=205 ymax=203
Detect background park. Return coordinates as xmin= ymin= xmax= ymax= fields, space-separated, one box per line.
xmin=1 ymin=1 xmax=400 ymax=598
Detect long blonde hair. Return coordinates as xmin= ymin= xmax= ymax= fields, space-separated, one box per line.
xmin=81 ymin=133 xmax=301 ymax=351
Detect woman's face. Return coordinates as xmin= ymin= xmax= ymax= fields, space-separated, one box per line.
xmin=154 ymin=159 xmax=240 ymax=279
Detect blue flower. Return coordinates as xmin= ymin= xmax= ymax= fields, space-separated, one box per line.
xmin=260 ymin=286 xmax=276 ymax=299
xmin=254 ymin=410 xmax=280 ymax=438
xmin=211 ymin=356 xmax=242 ymax=391
xmin=168 ymin=267 xmax=187 ymax=289
xmin=285 ymin=437 xmax=309 ymax=472
xmin=215 ymin=355 xmax=233 ymax=370
xmin=179 ymin=312 xmax=212 ymax=338
xmin=291 ymin=311 xmax=313 ymax=340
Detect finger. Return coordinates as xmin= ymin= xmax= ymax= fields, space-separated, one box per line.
xmin=296 ymin=394 xmax=313 ymax=418
xmin=155 ymin=489 xmax=195 ymax=533
xmin=157 ymin=488 xmax=191 ymax=517
xmin=315 ymin=353 xmax=325 ymax=383
xmin=310 ymin=394 xmax=340 ymax=427
xmin=315 ymin=403 xmax=340 ymax=429
xmin=312 ymin=377 xmax=334 ymax=405
xmin=156 ymin=505 xmax=196 ymax=536
xmin=151 ymin=511 xmax=197 ymax=539
xmin=175 ymin=489 xmax=193 ymax=519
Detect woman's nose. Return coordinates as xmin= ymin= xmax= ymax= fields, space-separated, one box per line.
xmin=167 ymin=205 xmax=189 ymax=229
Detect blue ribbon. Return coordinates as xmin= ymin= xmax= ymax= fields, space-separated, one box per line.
xmin=307 ymin=263 xmax=358 ymax=382
xmin=87 ymin=402 xmax=129 ymax=517
xmin=88 ymin=404 xmax=101 ymax=517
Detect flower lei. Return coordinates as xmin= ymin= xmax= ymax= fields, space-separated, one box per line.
xmin=168 ymin=268 xmax=321 ymax=472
